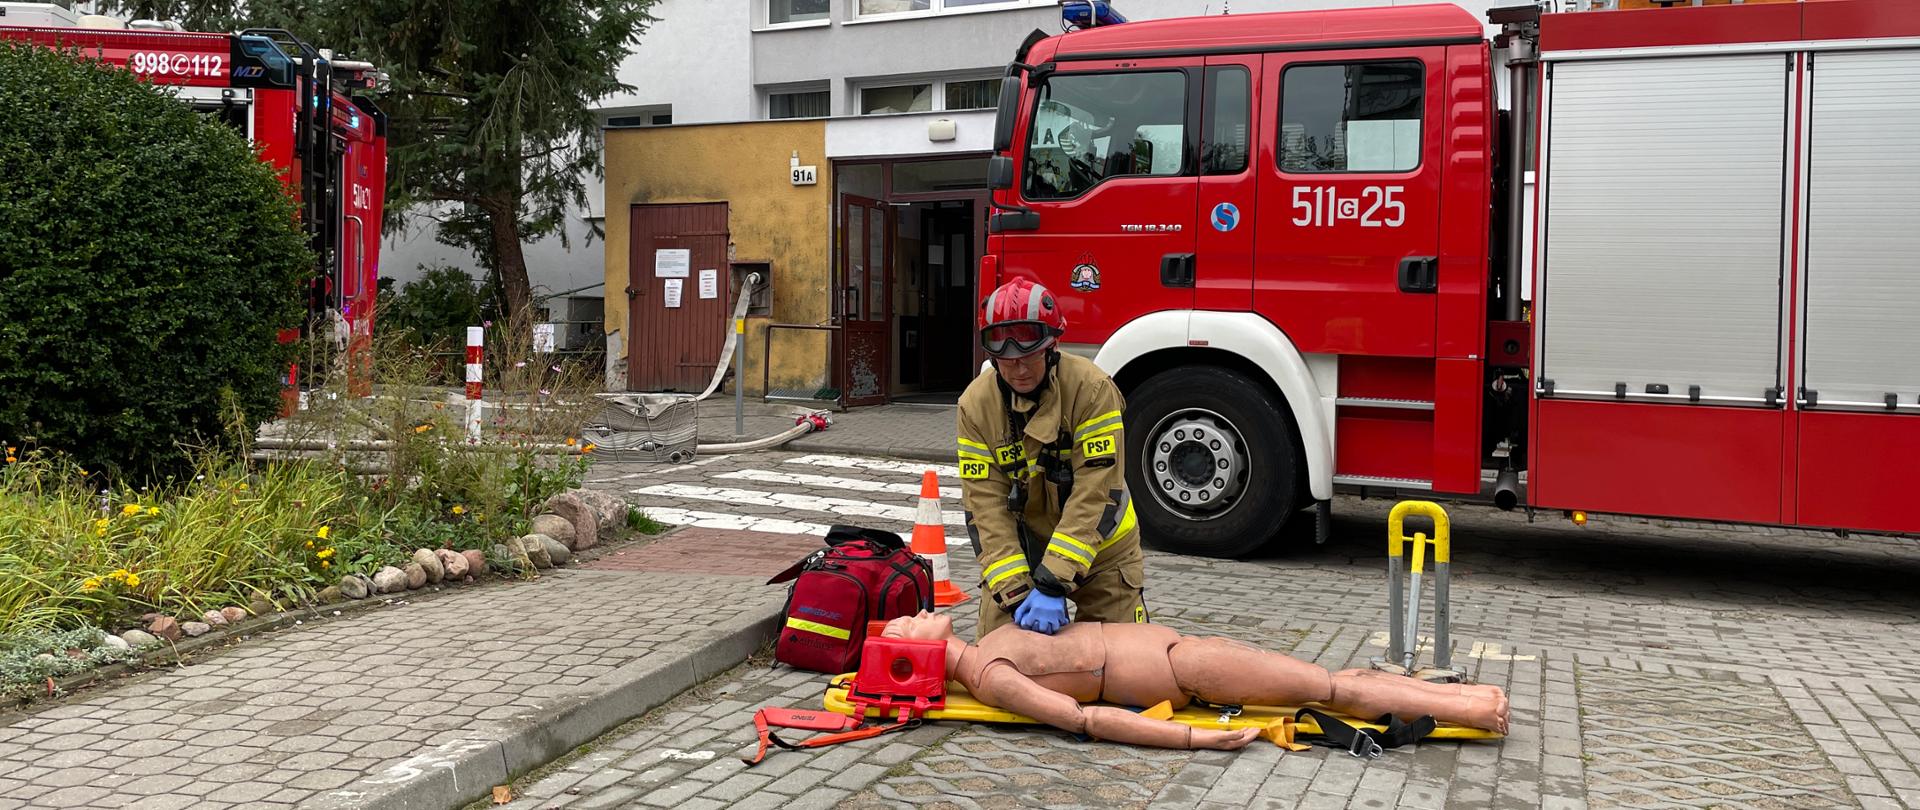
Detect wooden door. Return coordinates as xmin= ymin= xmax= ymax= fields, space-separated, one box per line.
xmin=628 ymin=203 xmax=730 ymax=392
xmin=841 ymin=195 xmax=891 ymax=406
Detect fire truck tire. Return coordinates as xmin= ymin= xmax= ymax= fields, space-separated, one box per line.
xmin=1124 ymin=365 xmax=1298 ymax=559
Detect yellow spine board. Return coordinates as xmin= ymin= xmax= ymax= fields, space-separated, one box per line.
xmin=822 ymin=675 xmax=1501 ymax=746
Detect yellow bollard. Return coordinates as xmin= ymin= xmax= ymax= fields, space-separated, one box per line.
xmin=1382 ymin=501 xmax=1458 ymax=679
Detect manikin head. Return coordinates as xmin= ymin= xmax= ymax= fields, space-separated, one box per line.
xmin=880 ymin=610 xmax=960 ymax=642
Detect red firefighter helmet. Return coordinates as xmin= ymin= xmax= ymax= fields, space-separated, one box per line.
xmin=979 ymin=277 xmax=1067 ymax=359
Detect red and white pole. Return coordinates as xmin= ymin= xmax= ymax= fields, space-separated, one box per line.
xmin=465 ymin=326 xmax=484 ymax=441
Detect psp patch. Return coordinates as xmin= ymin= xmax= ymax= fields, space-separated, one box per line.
xmin=958 ymin=458 xmax=991 ymax=480
xmin=1081 ymin=434 xmax=1117 ymax=459
xmin=994 ymin=443 xmax=1025 ymax=467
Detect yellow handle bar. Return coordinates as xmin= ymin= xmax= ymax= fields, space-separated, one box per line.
xmin=1387 ymin=500 xmax=1450 ymax=568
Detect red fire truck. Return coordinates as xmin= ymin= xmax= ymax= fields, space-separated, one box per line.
xmin=985 ymin=0 xmax=1920 ymax=556
xmin=0 ymin=3 xmax=388 ymax=404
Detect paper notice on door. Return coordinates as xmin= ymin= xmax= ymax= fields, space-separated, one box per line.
xmin=654 ymin=248 xmax=691 ymax=278
xmin=698 ymin=269 xmax=719 ymax=299
xmin=662 ymin=279 xmax=684 ymax=308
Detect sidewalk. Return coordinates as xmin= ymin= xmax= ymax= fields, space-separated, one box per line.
xmin=694 ymin=399 xmax=950 ymax=462
xmin=0 ymin=527 xmax=813 ymax=810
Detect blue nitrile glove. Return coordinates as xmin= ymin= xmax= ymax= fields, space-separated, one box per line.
xmin=1013 ymin=591 xmax=1069 ymax=634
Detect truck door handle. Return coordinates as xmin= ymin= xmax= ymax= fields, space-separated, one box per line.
xmin=1160 ymin=253 xmax=1196 ymax=288
xmin=1397 ymin=257 xmax=1438 ymax=294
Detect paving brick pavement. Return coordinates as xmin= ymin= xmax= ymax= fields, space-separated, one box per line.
xmin=527 ymin=448 xmax=1920 ymax=809
xmin=0 ymin=528 xmax=812 ymax=810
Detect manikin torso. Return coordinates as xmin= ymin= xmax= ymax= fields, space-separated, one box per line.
xmin=953 ymin=622 xmax=1191 ymax=710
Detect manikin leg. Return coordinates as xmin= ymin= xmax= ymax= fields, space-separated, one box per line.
xmin=1167 ymin=637 xmax=1508 ymax=733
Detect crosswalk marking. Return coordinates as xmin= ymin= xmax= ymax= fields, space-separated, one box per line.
xmin=783 ymin=454 xmax=958 ymax=480
xmin=716 ymin=469 xmax=962 ymax=501
xmin=630 ymin=483 xmax=968 ymax=530
xmin=642 ymin=507 xmax=832 ymax=536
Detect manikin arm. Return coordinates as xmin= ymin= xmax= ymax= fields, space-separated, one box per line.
xmin=976 ymin=663 xmax=1258 ymax=750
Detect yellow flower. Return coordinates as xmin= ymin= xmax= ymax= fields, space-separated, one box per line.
xmin=93 ymin=518 xmax=108 ymax=530
xmin=582 ymin=443 xmax=597 ymax=454
xmin=414 ymin=424 xmax=432 ymax=434
xmin=321 ymin=560 xmax=331 ymax=569
xmin=95 ymin=526 xmax=107 ymax=537
xmin=451 ymin=504 xmax=467 ymax=515
xmin=108 ymin=569 xmax=130 ymax=582
xmin=146 ymin=506 xmax=159 ymax=516
xmin=124 ymin=573 xmax=140 ymax=588
xmin=4 ymin=456 xmax=14 ymax=464
xmin=305 ymin=540 xmax=314 ymax=549
xmin=238 ymin=483 xmax=249 ymax=491
xmin=121 ymin=504 xmax=140 ymax=516
xmin=316 ymin=526 xmax=330 ymax=540
xmin=317 ymin=548 xmax=334 ymax=560
xmin=566 ymin=438 xmax=578 ymax=446
xmin=81 ymin=577 xmax=101 ymax=591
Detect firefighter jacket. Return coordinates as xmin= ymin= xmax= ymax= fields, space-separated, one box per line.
xmin=956 ymin=351 xmax=1141 ymax=609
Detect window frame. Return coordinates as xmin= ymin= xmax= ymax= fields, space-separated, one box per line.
xmin=859 ymin=82 xmax=937 ymax=116
xmin=1018 ymin=67 xmax=1199 ymax=204
xmin=943 ymin=77 xmax=1002 ymax=112
xmin=1201 ymin=65 xmax=1251 ymax=177
xmin=766 ymin=0 xmax=831 ymax=26
xmin=767 ymin=86 xmax=833 ymax=120
xmin=848 ymin=0 xmax=1050 ymax=24
xmin=1275 ymin=58 xmax=1428 ymax=177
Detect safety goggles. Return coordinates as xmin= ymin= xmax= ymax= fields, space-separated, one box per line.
xmin=980 ymin=321 xmax=1058 ymax=359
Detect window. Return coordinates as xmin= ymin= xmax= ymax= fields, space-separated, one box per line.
xmin=945 ymin=79 xmax=1001 ymax=111
xmin=857 ymin=0 xmax=1034 ymax=17
xmin=770 ymin=90 xmax=831 ymax=119
xmin=862 ymin=84 xmax=932 ymax=115
xmin=1024 ymin=71 xmax=1187 ymax=200
xmin=1280 ymin=61 xmax=1423 ymax=173
xmin=770 ymin=0 xmax=829 ymax=24
xmin=858 ymin=0 xmax=930 ymax=13
xmin=1203 ymin=67 xmax=1249 ymax=175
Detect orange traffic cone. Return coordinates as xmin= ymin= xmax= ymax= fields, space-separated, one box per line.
xmin=913 ymin=469 xmax=971 ymax=607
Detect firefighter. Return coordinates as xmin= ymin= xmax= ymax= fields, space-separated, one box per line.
xmin=958 ymin=277 xmax=1145 ymax=639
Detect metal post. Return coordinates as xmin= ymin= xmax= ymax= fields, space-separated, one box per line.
xmin=1386 ymin=536 xmax=1405 ymax=668
xmin=1503 ymin=29 xmax=1537 ymax=322
xmin=1403 ymin=532 xmax=1426 ymax=672
xmin=1434 ymin=556 xmax=1453 ymax=671
xmin=465 ymin=326 xmax=484 ymax=442
xmin=734 ymin=315 xmax=746 ymax=440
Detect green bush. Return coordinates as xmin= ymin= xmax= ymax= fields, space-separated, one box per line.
xmin=0 ymin=43 xmax=312 ymax=482
xmin=382 ymin=264 xmax=484 ymax=348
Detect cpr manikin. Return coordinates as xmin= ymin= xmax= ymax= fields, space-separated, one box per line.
xmin=882 ymin=612 xmax=1509 ymax=750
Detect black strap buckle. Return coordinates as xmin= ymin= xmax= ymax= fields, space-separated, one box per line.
xmin=1347 ymin=733 xmax=1385 ymax=760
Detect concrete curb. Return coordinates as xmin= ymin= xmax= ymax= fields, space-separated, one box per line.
xmin=308 ymin=603 xmax=784 ymax=810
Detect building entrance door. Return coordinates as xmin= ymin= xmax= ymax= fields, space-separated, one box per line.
xmin=840 ymin=194 xmax=891 ymax=406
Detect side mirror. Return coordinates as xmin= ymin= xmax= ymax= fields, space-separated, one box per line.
xmin=987 ymin=156 xmax=1014 ymax=190
xmin=992 ymin=75 xmax=1021 ymax=153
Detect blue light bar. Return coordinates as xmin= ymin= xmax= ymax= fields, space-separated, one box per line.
xmin=1061 ymin=1 xmax=1127 ymax=29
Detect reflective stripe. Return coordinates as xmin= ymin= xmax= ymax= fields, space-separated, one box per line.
xmin=958 ymin=438 xmax=992 ymax=460
xmin=1104 ymin=501 xmax=1138 ymax=548
xmin=785 ymin=618 xmax=849 ymax=640
xmin=1048 ymin=533 xmax=1095 ymax=566
xmin=984 ymin=556 xmax=1031 ymax=588
xmin=1074 ymin=411 xmax=1124 ymax=442
xmin=1080 ymin=421 xmax=1124 ymax=441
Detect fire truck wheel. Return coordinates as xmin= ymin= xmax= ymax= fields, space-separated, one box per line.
xmin=1124 ymin=365 xmax=1298 ymax=558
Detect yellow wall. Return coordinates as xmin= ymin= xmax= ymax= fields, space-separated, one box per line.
xmin=603 ymin=120 xmax=832 ymax=396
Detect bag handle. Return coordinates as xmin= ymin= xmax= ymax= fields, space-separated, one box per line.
xmin=827 ymin=525 xmax=906 ymax=552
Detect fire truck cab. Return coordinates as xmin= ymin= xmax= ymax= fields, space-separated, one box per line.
xmin=986 ymin=0 xmax=1920 ymax=556
xmin=1 ymin=2 xmax=388 ymax=399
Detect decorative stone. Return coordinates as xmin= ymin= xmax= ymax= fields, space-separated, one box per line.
xmin=102 ymin=635 xmax=131 ymax=652
xmin=495 ymin=543 xmax=531 ymax=572
xmin=572 ymin=490 xmax=629 ymax=540
xmin=339 ymin=575 xmax=370 ymax=600
xmin=120 ymin=630 xmax=158 ymax=648
xmin=404 ymin=563 xmax=427 ymax=589
xmin=373 ymin=566 xmax=408 ymax=594
xmin=519 ymin=535 xmax=554 ymax=569
xmin=148 ymin=616 xmax=182 ymax=642
xmin=221 ymin=606 xmax=249 ymax=624
xmin=540 ymin=536 xmax=572 ymax=566
xmin=317 ymin=586 xmax=344 ymax=604
xmin=529 ymin=514 xmax=577 ymax=551
xmin=181 ymin=622 xmax=212 ymax=638
xmin=248 ymin=598 xmax=275 ymax=617
xmin=539 ymin=493 xmax=599 ymax=550
xmin=33 ymin=653 xmax=56 ymax=666
xmin=412 ymin=549 xmax=444 ymax=583
xmin=202 ymin=610 xmax=228 ymax=627
xmin=461 ymin=550 xmax=488 ymax=576
xmin=436 ymin=549 xmax=469 ymax=579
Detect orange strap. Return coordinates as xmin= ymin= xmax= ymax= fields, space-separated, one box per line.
xmin=744 ymin=707 xmax=917 ymax=766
